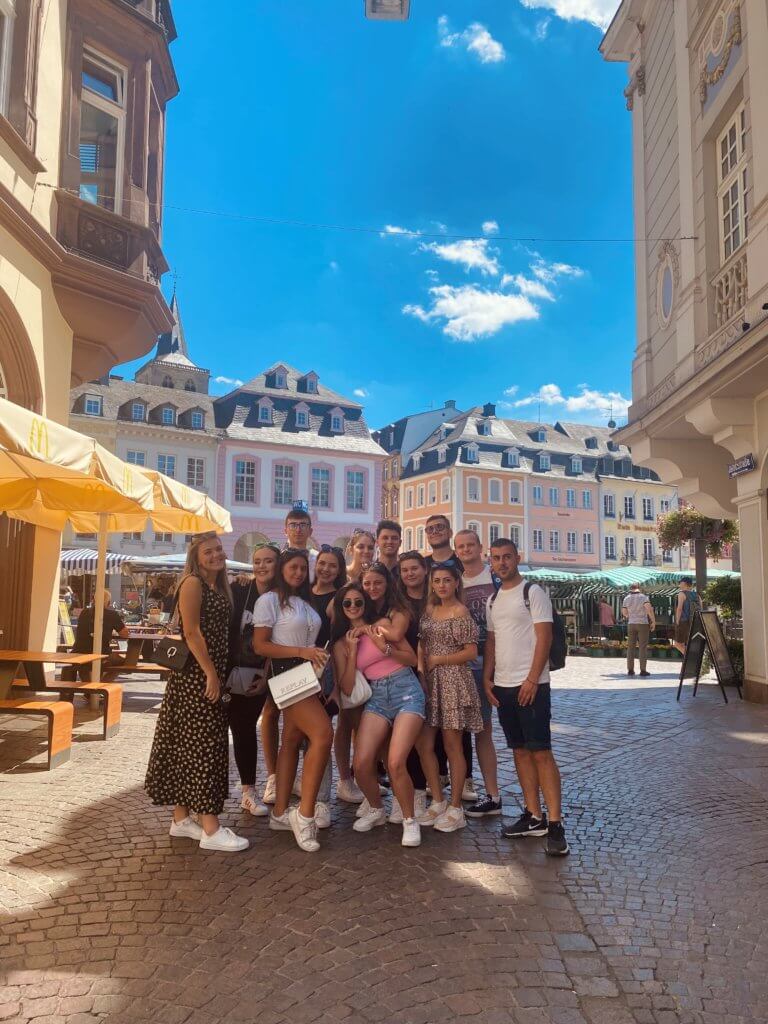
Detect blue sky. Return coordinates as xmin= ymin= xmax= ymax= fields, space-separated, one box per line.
xmin=120 ymin=0 xmax=631 ymax=429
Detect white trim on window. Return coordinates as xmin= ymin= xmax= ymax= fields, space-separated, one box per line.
xmin=405 ymin=487 xmax=413 ymax=510
xmin=489 ymin=522 xmax=502 ymax=544
xmin=717 ymin=104 xmax=748 ymax=265
xmin=79 ymin=48 xmax=127 ymax=212
xmin=441 ymin=477 xmax=450 ymax=503
xmin=467 ymin=476 xmax=481 ymax=503
xmin=467 ymin=521 xmax=481 ymax=539
xmin=84 ymin=394 xmax=102 ymax=416
xmin=509 ymin=481 xmax=521 ymax=504
xmin=0 ymin=1 xmax=15 ymax=117
xmin=533 ymin=528 xmax=543 ymax=552
xmin=428 ymin=480 xmax=437 ymax=505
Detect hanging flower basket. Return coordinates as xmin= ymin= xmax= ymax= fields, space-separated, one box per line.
xmin=656 ymin=508 xmax=739 ymax=561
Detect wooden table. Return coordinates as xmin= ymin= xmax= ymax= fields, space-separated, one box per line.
xmin=0 ymin=651 xmax=105 ymax=700
xmin=123 ymin=631 xmax=164 ymax=668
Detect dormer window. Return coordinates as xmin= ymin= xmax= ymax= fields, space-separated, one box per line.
xmin=191 ymin=411 xmax=204 ymax=430
xmin=162 ymin=375 xmax=174 ymax=389
xmin=295 ymin=403 xmax=310 ymax=429
xmin=161 ymin=406 xmax=175 ymax=426
xmin=330 ymin=408 xmax=345 ymax=433
xmin=538 ymin=453 xmax=551 ymax=471
xmin=412 ymin=453 xmax=421 ymax=471
xmin=300 ymin=372 xmax=318 ymax=394
xmin=571 ymin=456 xmax=582 ymax=474
xmin=84 ymin=394 xmax=102 ymax=416
xmin=464 ymin=444 xmax=479 ymax=464
xmin=269 ymin=365 xmax=288 ymax=389
xmin=437 ymin=445 xmax=447 ymax=464
xmin=131 ymin=402 xmax=146 ymax=422
xmin=478 ymin=419 xmax=491 ymax=436
xmin=585 ymin=436 xmax=598 ymax=449
xmin=505 ymin=447 xmax=520 ymax=468
xmin=607 ymin=440 xmax=619 ymax=452
xmin=257 ymin=397 xmax=274 ymax=425
xmin=532 ymin=428 xmax=546 ymax=443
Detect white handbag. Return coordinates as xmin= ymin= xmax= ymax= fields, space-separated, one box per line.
xmin=268 ymin=661 xmax=321 ymax=709
xmin=340 ymin=669 xmax=372 ymax=710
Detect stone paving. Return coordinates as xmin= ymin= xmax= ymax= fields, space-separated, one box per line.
xmin=1 ymin=659 xmax=767 ymax=1024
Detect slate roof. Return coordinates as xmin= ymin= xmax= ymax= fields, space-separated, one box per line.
xmin=230 ymin=363 xmax=361 ymax=409
xmin=70 ymin=377 xmax=218 ymax=437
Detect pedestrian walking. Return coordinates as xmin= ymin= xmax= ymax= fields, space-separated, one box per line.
xmin=484 ymin=537 xmax=569 ymax=857
xmin=622 ymin=583 xmax=655 ymax=677
xmin=673 ymin=576 xmax=702 ymax=655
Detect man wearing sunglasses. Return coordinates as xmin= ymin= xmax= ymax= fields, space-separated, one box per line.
xmin=424 ymin=514 xmax=464 ymax=573
xmin=376 ymin=519 xmax=402 ymax=579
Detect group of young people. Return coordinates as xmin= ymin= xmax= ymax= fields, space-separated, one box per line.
xmin=144 ymin=508 xmax=569 ymax=858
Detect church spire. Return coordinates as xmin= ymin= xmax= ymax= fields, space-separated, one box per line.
xmin=156 ymin=292 xmax=190 ymax=361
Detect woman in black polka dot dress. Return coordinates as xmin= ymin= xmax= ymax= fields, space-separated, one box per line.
xmin=145 ymin=533 xmax=247 ymax=852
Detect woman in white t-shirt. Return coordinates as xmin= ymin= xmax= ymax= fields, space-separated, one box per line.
xmin=253 ymin=549 xmax=331 ymax=853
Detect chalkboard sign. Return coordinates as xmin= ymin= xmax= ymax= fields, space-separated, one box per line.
xmin=676 ymin=608 xmax=742 ymax=703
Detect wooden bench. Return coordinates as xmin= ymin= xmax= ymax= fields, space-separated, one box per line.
xmin=12 ymin=679 xmax=123 ymax=740
xmin=0 ymin=698 xmax=74 ymax=768
xmin=102 ymin=661 xmax=168 ymax=681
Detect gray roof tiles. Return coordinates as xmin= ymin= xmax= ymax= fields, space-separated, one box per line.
xmin=71 ymin=378 xmax=218 ymax=435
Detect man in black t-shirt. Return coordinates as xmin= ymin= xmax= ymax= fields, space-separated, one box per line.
xmin=423 ymin=514 xmax=464 ymax=573
xmin=66 ymin=592 xmax=129 ymax=681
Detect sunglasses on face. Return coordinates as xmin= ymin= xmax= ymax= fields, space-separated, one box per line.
xmin=425 ymin=524 xmax=448 ymax=535
xmin=342 ymin=598 xmax=365 ymax=609
xmin=319 ymin=544 xmax=344 ymax=555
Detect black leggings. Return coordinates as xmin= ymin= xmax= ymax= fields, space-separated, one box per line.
xmin=406 ymin=730 xmax=474 ymax=790
xmin=228 ymin=692 xmax=268 ymax=786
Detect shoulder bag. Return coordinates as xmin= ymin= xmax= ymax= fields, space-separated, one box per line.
xmin=227 ymin=582 xmax=270 ymax=696
xmin=268 ymin=598 xmax=322 ymax=710
xmin=340 ymin=669 xmax=372 ymax=710
xmin=154 ymin=582 xmax=191 ymax=671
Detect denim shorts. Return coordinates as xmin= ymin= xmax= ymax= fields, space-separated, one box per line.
xmin=365 ymin=668 xmax=426 ymax=724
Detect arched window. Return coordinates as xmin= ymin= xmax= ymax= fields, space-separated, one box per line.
xmin=184 ymin=380 xmax=196 ymax=392
xmin=162 ymin=375 xmax=174 ymax=388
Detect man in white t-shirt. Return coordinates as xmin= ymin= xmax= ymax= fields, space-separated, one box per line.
xmin=483 ymin=537 xmax=568 ymax=857
xmin=621 ymin=583 xmax=655 ymax=677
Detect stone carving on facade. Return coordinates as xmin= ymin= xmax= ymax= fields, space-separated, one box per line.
xmin=77 ymin=212 xmax=129 ymax=268
xmin=712 ymin=250 xmax=748 ymax=329
xmin=698 ymin=1 xmax=742 ymax=104
xmin=623 ymin=65 xmax=646 ymax=111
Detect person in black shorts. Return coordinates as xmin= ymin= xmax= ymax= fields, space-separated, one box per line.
xmin=483 ymin=538 xmax=568 ymax=856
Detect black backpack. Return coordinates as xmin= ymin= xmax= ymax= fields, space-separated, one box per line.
xmin=490 ymin=581 xmax=567 ymax=672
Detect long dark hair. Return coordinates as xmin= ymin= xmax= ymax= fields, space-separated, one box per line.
xmin=362 ymin=561 xmax=410 ymax=620
xmin=314 ymin=548 xmax=347 ymax=591
xmin=397 ymin=550 xmax=428 ymax=620
xmin=330 ymin=582 xmax=376 ymax=646
xmin=275 ymin=548 xmax=312 ymax=609
xmin=428 ymin=560 xmax=464 ymax=606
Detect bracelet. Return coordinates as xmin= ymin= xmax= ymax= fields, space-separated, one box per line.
xmin=384 ymin=642 xmax=392 ymax=657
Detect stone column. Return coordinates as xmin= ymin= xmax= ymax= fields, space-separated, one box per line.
xmin=733 ymin=488 xmax=768 ymax=701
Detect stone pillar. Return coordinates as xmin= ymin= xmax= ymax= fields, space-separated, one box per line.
xmin=733 ymin=488 xmax=768 ymax=701
xmin=744 ymin=0 xmax=768 ymax=308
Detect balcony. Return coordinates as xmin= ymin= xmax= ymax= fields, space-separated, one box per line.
xmin=713 ymin=249 xmax=748 ymax=330
xmin=122 ymin=0 xmax=177 ymax=41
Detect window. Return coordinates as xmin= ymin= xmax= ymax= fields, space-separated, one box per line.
xmin=571 ymin=456 xmax=582 ymax=474
xmin=428 ymin=481 xmax=437 ymax=505
xmin=126 ymin=450 xmax=145 ymax=466
xmin=624 ymin=495 xmax=635 ymax=520
xmin=161 ymin=407 xmax=175 ymax=426
xmin=549 ymin=530 xmax=560 ymax=552
xmin=489 ymin=479 xmax=502 ymax=503
xmin=567 ymin=531 xmax=577 ymax=554
xmin=412 ymin=454 xmax=421 ymax=471
xmin=539 ymin=454 xmax=550 ymax=471
xmin=441 ymin=477 xmax=450 ymax=503
xmin=549 ymin=487 xmax=559 ymax=507
xmin=75 ymin=533 xmax=97 ymax=541
xmin=534 ymin=429 xmax=546 ymax=443
xmin=131 ymin=402 xmax=145 ymax=422
xmin=489 ymin=523 xmax=501 ymax=544
xmin=437 ymin=446 xmax=447 ymax=464
xmin=406 ymin=487 xmax=413 ymax=510
xmin=642 ymin=497 xmax=654 ymax=521
xmin=311 ymin=467 xmax=331 ymax=509
xmin=383 ymin=462 xmax=389 ymax=481
xmin=604 ymin=494 xmax=615 ymax=518
xmin=331 ymin=414 xmax=344 ymax=433
xmin=416 ymin=483 xmax=425 ymax=507
xmin=717 ymin=105 xmax=748 ymax=263
xmin=0 ymin=0 xmax=14 ymax=117
xmin=533 ymin=485 xmax=543 ymax=505
xmin=405 ymin=528 xmax=413 ymax=549
xmin=274 ymin=370 xmax=287 ymax=388
xmin=660 ymin=498 xmax=672 ymax=514
xmin=79 ymin=50 xmax=125 ymax=211
xmin=84 ymin=395 xmax=102 ymax=416
xmin=506 ymin=448 xmax=520 ymax=468
xmin=346 ymin=470 xmax=365 ymax=511
xmin=464 ymin=445 xmax=478 ymax=463
xmin=122 ymin=531 xmax=142 ymax=542
xmin=533 ymin=529 xmax=543 ymax=552
xmin=191 ymin=411 xmax=204 ymax=430
xmin=643 ymin=538 xmax=655 ymax=562
xmin=392 ymin=492 xmax=399 ymax=516
xmin=305 ymin=376 xmax=317 ymax=393
xmin=162 ymin=375 xmax=174 ymax=389
xmin=296 ymin=409 xmax=308 ymax=428
xmin=663 ymin=548 xmax=674 ymax=563
xmin=583 ymin=532 xmax=593 ymax=555
xmin=625 ymin=537 xmax=636 ymax=561
xmin=187 ymin=458 xmax=205 ymax=489
xmin=259 ymin=404 xmax=272 ymax=424
xmin=605 ymin=536 xmax=616 ymax=560
xmin=509 ymin=481 xmax=521 ymax=504
xmin=184 ymin=381 xmax=196 ymax=392
xmin=274 ymin=464 xmax=294 ymax=505
xmin=582 ymin=490 xmax=592 ymax=510
xmin=510 ymin=525 xmax=520 ymax=547
xmin=566 ymin=488 xmax=576 ymax=508
xmin=157 ymin=454 xmax=176 ymax=478
xmin=467 ymin=477 xmax=480 ymax=502
xmin=416 ymin=526 xmax=425 ymax=549
xmin=479 ymin=419 xmax=491 ymax=436
xmin=154 ymin=532 xmax=173 ymax=544
xmin=234 ymin=460 xmax=255 ymax=503
xmin=467 ymin=522 xmax=480 ymax=537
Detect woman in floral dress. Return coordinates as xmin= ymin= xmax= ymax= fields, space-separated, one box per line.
xmin=417 ymin=562 xmax=481 ymax=834
xmin=145 ymin=533 xmax=247 ymax=853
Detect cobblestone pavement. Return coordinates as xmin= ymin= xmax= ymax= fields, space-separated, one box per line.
xmin=1 ymin=660 xmax=767 ymax=1024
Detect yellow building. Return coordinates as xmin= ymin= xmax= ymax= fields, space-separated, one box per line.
xmin=0 ymin=0 xmax=177 ymax=648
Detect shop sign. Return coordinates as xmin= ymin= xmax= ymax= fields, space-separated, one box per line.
xmin=728 ymin=454 xmax=756 ymax=478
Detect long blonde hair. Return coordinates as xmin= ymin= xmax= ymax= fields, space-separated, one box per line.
xmin=176 ymin=533 xmax=233 ymax=607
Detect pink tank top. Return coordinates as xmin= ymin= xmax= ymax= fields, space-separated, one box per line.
xmin=356 ymin=635 xmax=402 ymax=681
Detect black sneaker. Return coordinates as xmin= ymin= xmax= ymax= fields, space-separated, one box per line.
xmin=503 ymin=809 xmax=548 ymax=838
xmin=639 ymin=670 xmax=651 ymax=677
xmin=545 ymin=821 xmax=570 ymax=856
xmin=466 ymin=796 xmax=502 ymax=818
xmin=627 ymin=669 xmax=636 ymax=676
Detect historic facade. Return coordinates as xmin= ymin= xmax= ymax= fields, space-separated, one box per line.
xmin=0 ymin=0 xmax=177 ymax=648
xmin=601 ymin=0 xmax=768 ymax=699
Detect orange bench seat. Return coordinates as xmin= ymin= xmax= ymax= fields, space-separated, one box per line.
xmin=0 ymin=698 xmax=74 ymax=768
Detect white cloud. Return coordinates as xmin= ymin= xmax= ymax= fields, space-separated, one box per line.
xmin=420 ymin=238 xmax=499 ymax=276
xmin=353 ymin=388 xmax=369 ymax=398
xmin=519 ymin=0 xmax=618 ymax=32
xmin=403 ymin=284 xmax=539 ymax=342
xmin=512 ymin=382 xmax=630 ymax=419
xmin=501 ymin=257 xmax=583 ymax=300
xmin=214 ymin=375 xmax=244 ymax=388
xmin=535 ymin=17 xmax=551 ymax=39
xmin=502 ymin=274 xmax=554 ymax=300
xmin=504 ymin=385 xmax=519 ymax=397
xmin=381 ymin=224 xmax=421 ymax=238
xmin=438 ymin=16 xmax=506 ymax=64
xmin=482 ymin=220 xmax=499 ymax=235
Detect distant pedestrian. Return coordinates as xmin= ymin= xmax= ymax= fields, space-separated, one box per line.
xmin=621 ymin=583 xmax=655 ymax=677
xmin=598 ymin=597 xmax=615 ymax=638
xmin=673 ymin=577 xmax=701 ymax=655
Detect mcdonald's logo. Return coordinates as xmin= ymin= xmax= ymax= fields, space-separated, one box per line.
xmin=122 ymin=467 xmax=134 ymax=494
xmin=29 ymin=418 xmax=49 ymax=459
xmin=179 ymin=514 xmax=196 ymax=532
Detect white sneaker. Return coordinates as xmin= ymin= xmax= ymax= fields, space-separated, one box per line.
xmin=269 ymin=809 xmax=292 ymax=831
xmin=292 ymin=775 xmax=303 ymax=798
xmin=462 ymin=779 xmax=477 ymax=802
xmin=336 ymin=778 xmax=364 ymax=803
xmin=414 ymin=789 xmax=428 ymax=819
xmin=262 ymin=775 xmax=277 ymax=804
xmin=433 ymin=806 xmax=467 ymax=833
xmin=389 ymin=795 xmax=404 ymax=824
xmin=315 ymin=802 xmax=331 ymax=829
xmin=288 ymin=806 xmax=320 ymax=852
xmin=241 ymin=790 xmax=269 ymax=816
xmin=401 ymin=818 xmax=421 ymax=847
xmin=352 ymin=806 xmax=387 ymax=832
xmin=199 ymin=826 xmax=249 ymax=852
xmin=417 ymin=800 xmax=447 ymax=827
xmin=169 ymin=816 xmax=202 ymax=840
xmin=355 ymin=797 xmax=371 ymax=819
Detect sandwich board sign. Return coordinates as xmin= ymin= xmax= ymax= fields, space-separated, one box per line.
xmin=676 ymin=608 xmax=742 ymax=704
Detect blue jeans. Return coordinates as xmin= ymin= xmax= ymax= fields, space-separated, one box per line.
xmin=365 ymin=668 xmax=426 ymax=724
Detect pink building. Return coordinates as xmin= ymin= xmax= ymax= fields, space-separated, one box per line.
xmin=213 ymin=364 xmax=385 ymax=560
